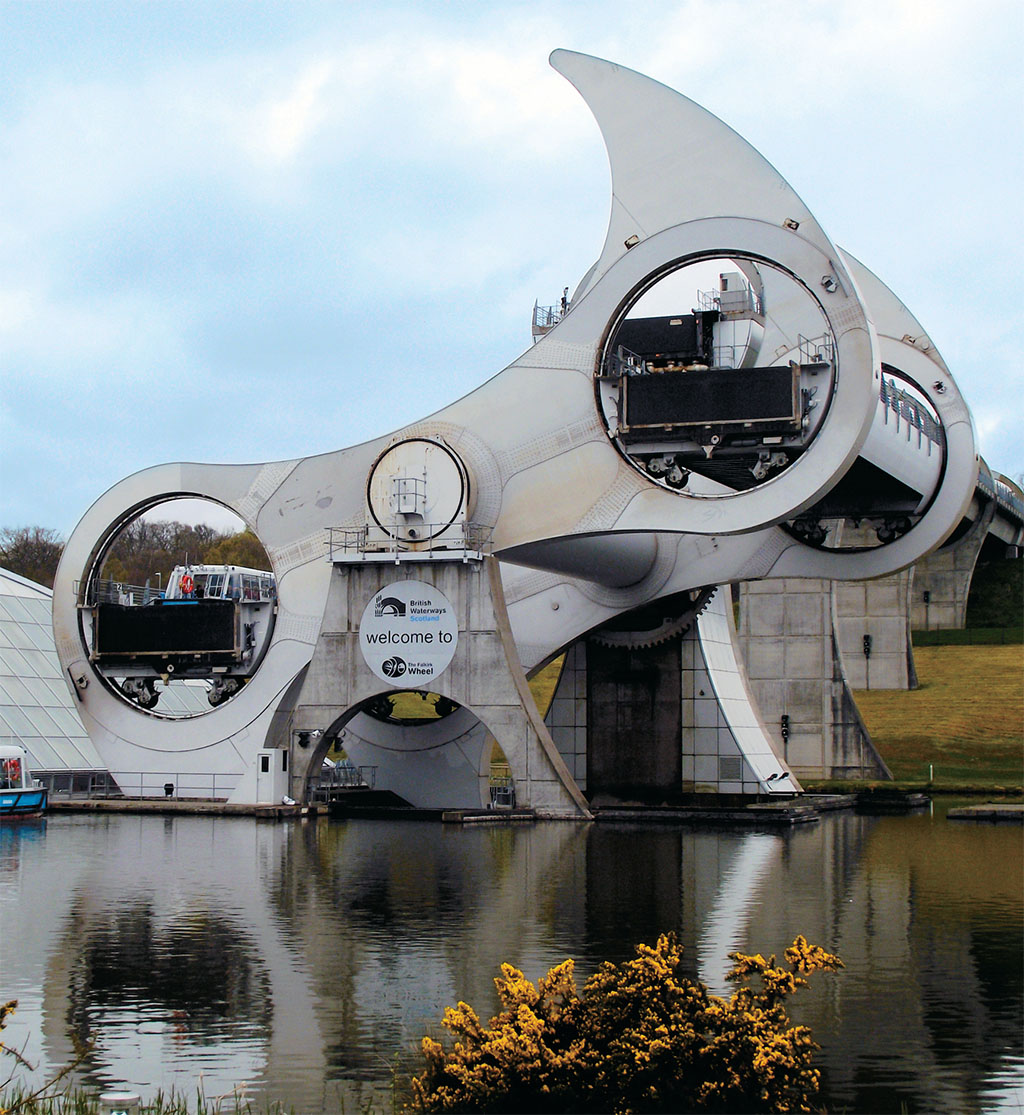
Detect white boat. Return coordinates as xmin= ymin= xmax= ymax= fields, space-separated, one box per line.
xmin=83 ymin=564 xmax=277 ymax=710
xmin=0 ymin=744 xmax=48 ymax=818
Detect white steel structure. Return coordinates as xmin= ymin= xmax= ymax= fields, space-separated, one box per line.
xmin=53 ymin=52 xmax=977 ymax=813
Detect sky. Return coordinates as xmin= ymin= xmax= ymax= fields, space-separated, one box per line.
xmin=2 ymin=0 xmax=1022 ymax=539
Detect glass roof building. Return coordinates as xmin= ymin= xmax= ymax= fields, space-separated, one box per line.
xmin=0 ymin=567 xmax=207 ymax=792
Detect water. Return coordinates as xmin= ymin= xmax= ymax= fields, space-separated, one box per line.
xmin=1 ymin=804 xmax=1021 ymax=1114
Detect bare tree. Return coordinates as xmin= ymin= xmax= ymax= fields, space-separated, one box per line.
xmin=0 ymin=527 xmax=65 ymax=588
xmin=99 ymin=520 xmax=235 ymax=587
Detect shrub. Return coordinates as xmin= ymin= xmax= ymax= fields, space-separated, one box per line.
xmin=410 ymin=934 xmax=841 ymax=1114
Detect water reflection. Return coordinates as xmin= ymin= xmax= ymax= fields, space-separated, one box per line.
xmin=0 ymin=806 xmax=1020 ymax=1114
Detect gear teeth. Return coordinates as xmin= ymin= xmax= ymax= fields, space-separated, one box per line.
xmin=589 ymin=586 xmax=718 ymax=650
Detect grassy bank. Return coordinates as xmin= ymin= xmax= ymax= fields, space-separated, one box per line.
xmin=849 ymin=643 xmax=1023 ymax=789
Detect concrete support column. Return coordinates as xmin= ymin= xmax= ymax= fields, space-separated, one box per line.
xmin=910 ymin=499 xmax=997 ymax=630
xmin=287 ymin=558 xmax=590 ymax=817
xmin=834 ymin=570 xmax=917 ymax=691
xmin=737 ymin=579 xmax=891 ymax=781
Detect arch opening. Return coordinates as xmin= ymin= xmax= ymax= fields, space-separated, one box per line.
xmin=303 ymin=691 xmax=513 ymax=812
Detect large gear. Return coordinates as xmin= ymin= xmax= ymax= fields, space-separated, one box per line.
xmin=589 ymin=586 xmax=717 ymax=650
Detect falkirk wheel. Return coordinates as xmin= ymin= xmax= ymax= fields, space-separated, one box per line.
xmin=53 ymin=51 xmax=977 ymax=816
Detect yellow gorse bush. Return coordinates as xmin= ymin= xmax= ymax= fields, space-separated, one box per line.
xmin=410 ymin=934 xmax=842 ymax=1114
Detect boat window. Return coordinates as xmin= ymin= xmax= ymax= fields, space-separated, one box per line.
xmin=226 ymin=574 xmax=241 ymax=600
xmin=242 ymin=575 xmax=259 ymax=601
xmin=1 ymin=757 xmax=23 ymax=790
xmin=206 ymin=574 xmax=225 ymax=599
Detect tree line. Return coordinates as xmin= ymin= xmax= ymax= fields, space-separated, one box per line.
xmin=0 ymin=522 xmax=270 ymax=591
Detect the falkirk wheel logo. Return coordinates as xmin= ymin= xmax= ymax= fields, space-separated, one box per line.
xmin=382 ymin=656 xmax=407 ymax=678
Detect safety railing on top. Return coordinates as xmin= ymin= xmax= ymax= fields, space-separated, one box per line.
xmin=978 ymin=471 xmax=1024 ymax=522
xmin=532 ymin=303 xmax=565 ymax=332
xmin=75 ymin=578 xmax=162 ymax=607
xmin=326 ymin=523 xmax=493 ymax=562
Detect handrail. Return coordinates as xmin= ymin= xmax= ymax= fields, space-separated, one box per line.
xmin=37 ymin=770 xmax=239 ymax=799
xmin=308 ymin=765 xmax=378 ymax=800
xmin=880 ymin=377 xmax=944 ymax=447
xmin=533 ymin=303 xmax=564 ymax=330
xmin=75 ymin=578 xmax=162 ymax=606
xmin=326 ymin=522 xmax=493 ymax=562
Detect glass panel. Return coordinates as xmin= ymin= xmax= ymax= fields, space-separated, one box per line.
xmin=42 ymin=678 xmax=73 ymax=704
xmin=20 ymin=649 xmax=60 ymax=678
xmin=0 ymin=675 xmax=34 ymax=705
xmin=0 ymin=647 xmax=32 ymax=676
xmin=48 ymin=706 xmax=91 ymax=737
xmin=23 ymin=707 xmax=60 ymax=736
xmin=1 ymin=597 xmax=34 ymax=623
xmin=22 ymin=736 xmax=63 ymax=771
xmin=0 ymin=706 xmax=34 ymax=734
xmin=5 ymin=623 xmax=36 ymax=650
xmin=20 ymin=676 xmax=57 ymax=705
xmin=0 ymin=624 xmax=14 ymax=649
xmin=23 ymin=623 xmax=56 ymax=652
xmin=20 ymin=599 xmax=52 ymax=623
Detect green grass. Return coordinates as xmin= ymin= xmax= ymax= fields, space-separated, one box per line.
xmin=847 ymin=643 xmax=1024 ymax=790
xmin=911 ymin=627 xmax=1022 ymax=646
xmin=0 ymin=1086 xmax=295 ymax=1114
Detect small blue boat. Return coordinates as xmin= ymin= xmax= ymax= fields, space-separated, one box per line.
xmin=0 ymin=744 xmax=48 ymax=818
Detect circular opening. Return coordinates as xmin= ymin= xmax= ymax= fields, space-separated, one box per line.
xmin=82 ymin=497 xmax=277 ymax=717
xmin=597 ymin=256 xmax=835 ymax=496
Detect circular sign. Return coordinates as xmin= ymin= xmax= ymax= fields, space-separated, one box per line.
xmin=358 ymin=581 xmax=459 ymax=685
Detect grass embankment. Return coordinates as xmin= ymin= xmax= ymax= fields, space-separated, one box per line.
xmin=848 ymin=643 xmax=1023 ymax=790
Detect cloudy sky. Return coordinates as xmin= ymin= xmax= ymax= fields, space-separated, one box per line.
xmin=2 ymin=0 xmax=1021 ymax=538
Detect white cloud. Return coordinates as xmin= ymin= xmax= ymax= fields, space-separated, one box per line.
xmin=0 ymin=287 xmax=35 ymax=333
xmin=262 ymin=59 xmax=336 ymax=162
xmin=1 ymin=0 xmax=1022 ymax=533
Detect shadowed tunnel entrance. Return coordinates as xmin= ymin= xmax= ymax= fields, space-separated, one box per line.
xmin=586 ymin=639 xmax=682 ymax=803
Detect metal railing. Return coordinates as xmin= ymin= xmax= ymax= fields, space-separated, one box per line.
xmin=489 ymin=776 xmax=516 ymax=808
xmin=308 ymin=764 xmax=378 ymax=801
xmin=77 ymin=578 xmax=162 ymax=606
xmin=993 ymin=478 xmax=1024 ymax=522
xmin=104 ymin=771 xmax=237 ymax=799
xmin=601 ymin=345 xmax=647 ymax=378
xmin=797 ymin=333 xmax=834 ymax=366
xmin=35 ymin=770 xmax=239 ymax=799
xmin=532 ymin=303 xmax=564 ymax=332
xmin=880 ymin=377 xmax=944 ymax=447
xmin=326 ymin=523 xmax=493 ymax=562
xmin=697 ymin=284 xmax=763 ymax=316
xmin=32 ymin=770 xmax=121 ymax=798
